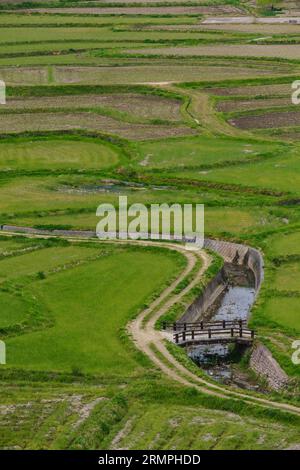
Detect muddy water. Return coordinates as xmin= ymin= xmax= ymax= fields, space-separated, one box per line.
xmin=213 ymin=286 xmax=256 ymax=323
xmin=204 ymin=364 xmax=263 ymax=392
xmin=57 ymin=180 xmax=172 ymax=194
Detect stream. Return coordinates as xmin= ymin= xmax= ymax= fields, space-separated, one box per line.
xmin=212 ymin=286 xmax=256 ymax=323
xmin=187 ymin=274 xmax=265 ymax=392
xmin=57 ymin=180 xmax=172 ymax=194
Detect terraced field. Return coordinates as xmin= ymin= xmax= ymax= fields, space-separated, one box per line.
xmin=0 ymin=0 xmax=300 ymax=452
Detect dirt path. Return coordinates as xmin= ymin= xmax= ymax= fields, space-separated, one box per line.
xmin=1 ymin=228 xmax=300 ymax=416
xmin=162 ymin=84 xmax=279 ymax=143
xmin=126 ymin=242 xmax=300 ymax=416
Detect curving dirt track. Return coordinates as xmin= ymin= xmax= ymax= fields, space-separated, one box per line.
xmin=1 ymin=227 xmax=300 ymax=417
xmin=127 ymin=241 xmax=300 ymax=416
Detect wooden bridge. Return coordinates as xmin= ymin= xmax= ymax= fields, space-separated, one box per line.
xmin=174 ymin=326 xmax=254 ymax=347
xmin=162 ymin=319 xmax=247 ymax=332
xmin=162 ymin=319 xmax=254 ymax=347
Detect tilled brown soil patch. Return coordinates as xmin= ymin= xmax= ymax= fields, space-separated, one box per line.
xmin=0 ymin=67 xmax=47 ymax=85
xmin=53 ymin=64 xmax=287 ymax=86
xmin=198 ymin=23 xmax=300 ymax=34
xmin=217 ymin=97 xmax=293 ymax=113
xmin=206 ymin=83 xmax=292 ymax=97
xmin=127 ymin=44 xmax=300 ymax=59
xmin=3 ymin=94 xmax=182 ymax=121
xmin=13 ymin=6 xmax=245 ymax=15
xmin=0 ymin=112 xmax=195 ymax=140
xmin=140 ymin=23 xmax=300 ymax=34
xmin=0 ymin=64 xmax=278 ymax=87
xmin=229 ymin=110 xmax=300 ymax=129
xmin=0 ymin=0 xmax=56 ymax=2
xmin=260 ymin=128 xmax=300 ymax=141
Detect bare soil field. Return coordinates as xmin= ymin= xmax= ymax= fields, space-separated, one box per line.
xmin=0 ymin=112 xmax=195 ymax=139
xmin=141 ymin=23 xmax=300 ymax=34
xmin=0 ymin=67 xmax=47 ymax=85
xmin=206 ymin=83 xmax=292 ymax=97
xmin=202 ymin=16 xmax=300 ymax=24
xmin=13 ymin=6 xmax=245 ymax=15
xmin=0 ymin=62 xmax=293 ymax=87
xmin=127 ymin=44 xmax=300 ymax=59
xmin=199 ymin=23 xmax=300 ymax=34
xmin=217 ymin=97 xmax=293 ymax=113
xmin=0 ymin=0 xmax=57 ymax=2
xmin=3 ymin=93 xmax=182 ymax=121
xmin=52 ymin=64 xmax=290 ymax=86
xmin=259 ymin=127 xmax=300 ymax=140
xmin=230 ymin=110 xmax=300 ymax=129
xmin=40 ymin=0 xmax=237 ymax=3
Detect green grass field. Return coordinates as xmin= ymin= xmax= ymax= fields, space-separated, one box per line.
xmin=0 ymin=291 xmax=29 ymax=328
xmin=274 ymin=262 xmax=300 ymax=292
xmin=133 ymin=135 xmax=284 ymax=170
xmin=3 ymin=244 xmax=183 ymax=375
xmin=0 ymin=244 xmax=102 ymax=281
xmin=170 ymin=150 xmax=300 ymax=195
xmin=2 ymin=379 xmax=299 ymax=451
xmin=265 ymin=231 xmax=300 ymax=257
xmin=0 ymin=137 xmax=121 ymax=171
xmin=101 ymin=401 xmax=298 ymax=450
xmin=263 ymin=296 xmax=300 ymax=334
xmin=0 ymin=200 xmax=284 ymax=237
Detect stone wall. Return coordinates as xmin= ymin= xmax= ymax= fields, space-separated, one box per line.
xmin=250 ymin=342 xmax=289 ymax=390
xmin=244 ymin=247 xmax=264 ymax=291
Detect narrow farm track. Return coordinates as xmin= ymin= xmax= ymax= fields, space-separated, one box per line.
xmin=128 ymin=243 xmax=300 ymax=417
xmin=1 ymin=228 xmax=300 ymax=417
xmin=162 ymin=85 xmax=246 ymax=137
xmin=163 ymin=84 xmax=281 ymax=142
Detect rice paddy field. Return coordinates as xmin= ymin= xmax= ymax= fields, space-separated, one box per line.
xmin=0 ymin=0 xmax=300 ymax=452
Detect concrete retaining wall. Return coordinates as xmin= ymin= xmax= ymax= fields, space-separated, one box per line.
xmin=180 ymin=267 xmax=226 ymax=323
xmin=181 ymin=238 xmax=264 ymax=323
xmin=204 ymin=238 xmax=264 ymax=291
xmin=250 ymin=342 xmax=289 ymax=390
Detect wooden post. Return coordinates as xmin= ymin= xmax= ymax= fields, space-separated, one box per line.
xmin=173 ymin=322 xmax=176 ymax=331
xmin=162 ymin=322 xmax=166 ymax=330
xmin=182 ymin=331 xmax=186 ymax=342
xmin=231 ymin=328 xmax=234 ymax=337
xmin=239 ymin=319 xmax=242 ymax=328
xmin=222 ymin=320 xmax=226 ymax=329
xmin=239 ymin=328 xmax=243 ymax=338
xmin=192 ymin=330 xmax=195 ymax=340
xmin=175 ymin=334 xmax=179 ymax=344
xmin=251 ymin=330 xmax=255 ymax=339
xmin=200 ymin=321 xmax=203 ymax=330
xmin=208 ymin=329 xmax=211 ymax=339
xmin=184 ymin=322 xmax=187 ymax=331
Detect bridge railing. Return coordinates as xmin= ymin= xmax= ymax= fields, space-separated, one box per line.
xmin=163 ymin=319 xmax=247 ymax=331
xmin=174 ymin=327 xmax=255 ymax=344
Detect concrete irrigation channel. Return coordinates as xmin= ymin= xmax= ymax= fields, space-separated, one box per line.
xmin=1 ymin=224 xmax=300 ymax=417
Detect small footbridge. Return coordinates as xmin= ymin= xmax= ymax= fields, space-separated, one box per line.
xmin=162 ymin=320 xmax=255 ymax=347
